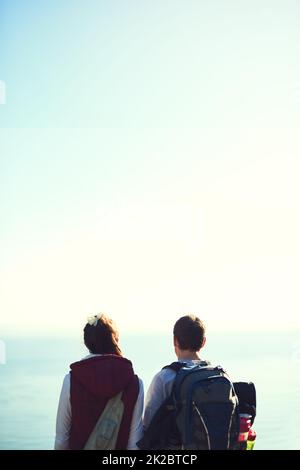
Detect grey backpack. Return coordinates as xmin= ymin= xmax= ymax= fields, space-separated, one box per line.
xmin=165 ymin=361 xmax=240 ymax=450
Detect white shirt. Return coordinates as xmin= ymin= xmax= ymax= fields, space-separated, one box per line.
xmin=143 ymin=360 xmax=202 ymax=431
xmin=54 ymin=354 xmax=144 ymax=450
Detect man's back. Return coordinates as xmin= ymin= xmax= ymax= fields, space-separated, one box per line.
xmin=141 ymin=315 xmax=256 ymax=450
xmin=143 ymin=315 xmax=207 ymax=435
xmin=141 ymin=359 xmax=241 ymax=450
xmin=143 ymin=359 xmax=203 ymax=431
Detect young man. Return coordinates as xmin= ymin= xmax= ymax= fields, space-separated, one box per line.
xmin=141 ymin=315 xmax=256 ymax=451
xmin=143 ymin=314 xmax=206 ymax=431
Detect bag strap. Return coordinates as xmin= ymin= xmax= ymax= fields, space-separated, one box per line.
xmin=162 ymin=360 xmax=212 ymax=373
xmin=162 ymin=361 xmax=186 ymax=372
xmin=162 ymin=361 xmax=214 ymax=400
xmin=84 ymin=391 xmax=124 ymax=450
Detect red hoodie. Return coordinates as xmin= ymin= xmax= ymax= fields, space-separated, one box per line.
xmin=69 ymin=355 xmax=139 ymax=449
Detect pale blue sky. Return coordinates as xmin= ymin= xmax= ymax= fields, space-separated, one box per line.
xmin=1 ymin=0 xmax=300 ymax=127
xmin=0 ymin=1 xmax=300 ymax=335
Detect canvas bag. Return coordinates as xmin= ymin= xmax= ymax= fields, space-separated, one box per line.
xmin=84 ymin=391 xmax=124 ymax=450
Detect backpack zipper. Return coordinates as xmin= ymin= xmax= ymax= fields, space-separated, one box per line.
xmin=193 ymin=402 xmax=211 ymax=450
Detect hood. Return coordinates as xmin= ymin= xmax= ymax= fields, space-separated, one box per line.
xmin=70 ymin=355 xmax=136 ymax=399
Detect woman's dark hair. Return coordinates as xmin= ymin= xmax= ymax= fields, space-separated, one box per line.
xmin=84 ymin=314 xmax=122 ymax=356
xmin=173 ymin=314 xmax=206 ymax=351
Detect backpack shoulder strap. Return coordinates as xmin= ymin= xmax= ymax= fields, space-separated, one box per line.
xmin=162 ymin=360 xmax=212 ymax=373
xmin=162 ymin=362 xmax=186 ymax=373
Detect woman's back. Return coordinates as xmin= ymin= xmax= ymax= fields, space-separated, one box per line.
xmin=55 ymin=313 xmax=143 ymax=450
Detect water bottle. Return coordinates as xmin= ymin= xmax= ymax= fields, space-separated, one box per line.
xmin=246 ymin=427 xmax=257 ymax=450
xmin=238 ymin=413 xmax=252 ymax=450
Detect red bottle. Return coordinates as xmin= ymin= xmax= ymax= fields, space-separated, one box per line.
xmin=238 ymin=414 xmax=252 ymax=450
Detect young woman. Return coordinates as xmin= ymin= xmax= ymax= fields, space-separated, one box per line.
xmin=54 ymin=313 xmax=143 ymax=450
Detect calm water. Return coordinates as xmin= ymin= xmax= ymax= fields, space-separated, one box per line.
xmin=0 ymin=332 xmax=299 ymax=450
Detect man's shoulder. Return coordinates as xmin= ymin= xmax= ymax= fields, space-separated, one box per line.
xmin=151 ymin=363 xmax=178 ymax=385
xmin=153 ymin=360 xmax=203 ymax=377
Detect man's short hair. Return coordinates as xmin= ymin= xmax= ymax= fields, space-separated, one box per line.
xmin=173 ymin=315 xmax=206 ymax=351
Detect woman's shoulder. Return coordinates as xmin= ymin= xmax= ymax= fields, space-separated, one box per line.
xmin=62 ymin=372 xmax=71 ymax=388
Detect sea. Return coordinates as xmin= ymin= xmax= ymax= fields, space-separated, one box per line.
xmin=0 ymin=331 xmax=299 ymax=450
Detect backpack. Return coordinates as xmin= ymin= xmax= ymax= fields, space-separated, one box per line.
xmin=138 ymin=361 xmax=247 ymax=450
xmin=84 ymin=391 xmax=124 ymax=450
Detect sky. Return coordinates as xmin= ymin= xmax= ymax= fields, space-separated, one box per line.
xmin=0 ymin=1 xmax=300 ymax=335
